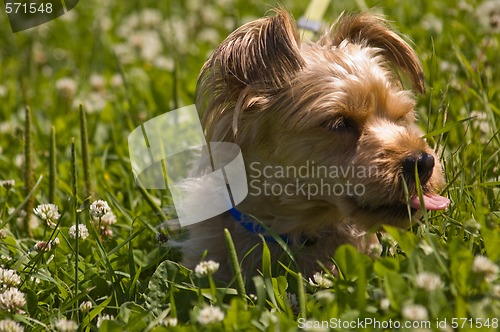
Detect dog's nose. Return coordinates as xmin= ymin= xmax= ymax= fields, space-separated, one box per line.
xmin=402 ymin=153 xmax=435 ymax=184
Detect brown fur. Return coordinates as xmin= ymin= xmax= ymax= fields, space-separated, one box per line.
xmin=179 ymin=10 xmax=446 ymax=282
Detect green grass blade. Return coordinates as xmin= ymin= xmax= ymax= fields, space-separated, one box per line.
xmin=80 ymin=105 xmax=93 ymax=197
xmin=49 ymin=126 xmax=57 ymax=203
xmin=23 ymin=106 xmax=34 ymax=236
xmin=224 ymin=228 xmax=246 ymax=302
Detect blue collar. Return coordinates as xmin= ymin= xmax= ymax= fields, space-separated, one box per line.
xmin=229 ymin=208 xmax=310 ymax=245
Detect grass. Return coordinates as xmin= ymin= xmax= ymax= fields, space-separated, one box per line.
xmin=0 ymin=0 xmax=499 ymax=331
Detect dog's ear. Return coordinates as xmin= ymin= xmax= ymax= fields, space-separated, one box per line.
xmin=196 ymin=9 xmax=305 ymax=140
xmin=203 ymin=9 xmax=304 ymax=90
xmin=319 ymin=13 xmax=425 ymax=94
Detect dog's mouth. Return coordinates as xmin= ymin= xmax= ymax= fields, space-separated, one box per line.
xmin=407 ymin=193 xmax=450 ymax=211
xmin=352 ymin=190 xmax=450 ymax=214
xmin=394 ymin=192 xmax=450 ymax=216
xmin=341 ymin=190 xmax=450 ymax=227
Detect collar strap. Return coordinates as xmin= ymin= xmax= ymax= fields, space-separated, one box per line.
xmin=229 ymin=208 xmax=311 ymax=245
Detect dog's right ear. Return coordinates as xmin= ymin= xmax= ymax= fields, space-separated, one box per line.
xmin=196 ymin=10 xmax=304 ymax=141
xmin=199 ymin=9 xmax=305 ymax=91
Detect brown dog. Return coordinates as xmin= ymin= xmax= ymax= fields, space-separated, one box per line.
xmin=177 ymin=10 xmax=449 ymax=281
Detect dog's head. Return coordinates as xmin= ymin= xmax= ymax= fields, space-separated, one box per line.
xmin=196 ymin=10 xmax=449 ymax=231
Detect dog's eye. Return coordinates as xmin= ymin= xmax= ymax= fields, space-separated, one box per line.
xmin=321 ymin=117 xmax=358 ymax=133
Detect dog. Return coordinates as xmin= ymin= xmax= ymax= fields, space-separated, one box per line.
xmin=176 ymin=9 xmax=450 ymax=281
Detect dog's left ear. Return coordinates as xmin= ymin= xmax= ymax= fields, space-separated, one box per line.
xmin=319 ymin=13 xmax=426 ymax=94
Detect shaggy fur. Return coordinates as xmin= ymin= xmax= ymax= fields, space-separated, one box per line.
xmin=177 ymin=10 xmax=449 ymax=281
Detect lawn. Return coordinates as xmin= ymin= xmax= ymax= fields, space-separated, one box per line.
xmin=0 ymin=0 xmax=499 ymax=331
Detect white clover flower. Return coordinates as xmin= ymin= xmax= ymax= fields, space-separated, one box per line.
xmin=33 ymin=204 xmax=60 ymax=228
xmin=0 ymin=268 xmax=21 ymax=288
xmin=33 ymin=238 xmax=60 ymax=253
xmin=79 ymin=301 xmax=92 ymax=312
xmin=415 ymin=272 xmax=444 ymax=291
xmin=491 ymin=284 xmax=500 ymax=298
xmin=139 ymin=8 xmax=163 ymax=28
xmin=402 ymin=304 xmax=428 ymax=321
xmin=113 ymin=44 xmax=135 ymax=64
xmin=470 ymin=111 xmax=491 ymax=135
xmin=186 ymin=0 xmax=202 ymax=11
xmin=139 ymin=32 xmax=163 ymax=60
xmin=314 ymin=290 xmax=335 ymax=303
xmin=29 ymin=276 xmax=40 ymax=285
xmin=60 ymin=9 xmax=76 ymax=22
xmin=89 ymin=200 xmax=111 ymax=218
xmin=0 ymin=85 xmax=7 ymax=98
xmin=0 ymin=319 xmax=24 ymax=332
xmin=74 ymin=92 xmax=107 ymax=114
xmin=1 ymin=255 xmax=12 ymax=263
xmin=55 ymin=78 xmax=77 ymax=99
xmin=194 ymin=260 xmax=220 ymax=277
xmin=0 ymin=229 xmax=6 ymax=239
xmin=54 ymin=319 xmax=78 ymax=332
xmin=90 ymin=74 xmax=106 ymax=92
xmin=110 ymin=74 xmax=124 ymax=87
xmin=439 ymin=60 xmax=459 ymax=74
xmin=380 ymin=298 xmax=391 ymax=311
xmin=421 ymin=13 xmax=443 ymax=34
xmin=128 ymin=30 xmax=163 ymax=62
xmin=14 ymin=155 xmax=23 ymax=168
xmin=419 ymin=242 xmax=434 ymax=255
xmin=117 ymin=14 xmax=139 ymax=37
xmin=153 ymin=56 xmax=174 ymax=71
xmin=0 ymin=288 xmax=26 ymax=313
xmin=162 ymin=18 xmax=188 ymax=47
xmin=28 ymin=214 xmax=40 ymax=231
xmin=200 ymin=6 xmax=219 ymax=25
xmin=477 ymin=0 xmax=500 ymax=33
xmin=69 ymin=224 xmax=89 ymax=240
xmin=472 ymin=255 xmax=499 ymax=282
xmin=0 ymin=122 xmax=13 ymax=135
xmin=96 ymin=315 xmax=114 ymax=328
xmin=309 ymin=272 xmax=333 ymax=288
xmin=96 ymin=211 xmax=117 ymax=226
xmin=198 ymin=305 xmax=224 ymax=325
xmin=0 ymin=180 xmax=15 ymax=189
xmin=100 ymin=227 xmax=113 ymax=238
xmin=162 ymin=317 xmax=178 ymax=327
xmin=198 ymin=28 xmax=220 ymax=44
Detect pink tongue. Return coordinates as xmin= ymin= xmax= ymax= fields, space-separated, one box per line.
xmin=409 ymin=193 xmax=450 ymax=210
